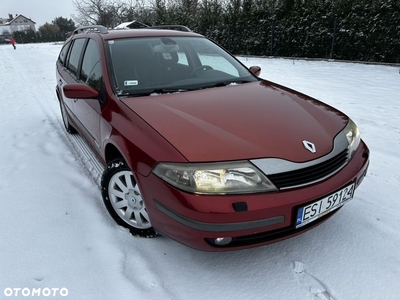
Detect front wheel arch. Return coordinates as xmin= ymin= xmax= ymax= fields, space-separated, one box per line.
xmin=104 ymin=143 xmax=125 ymax=166
xmin=101 ymin=159 xmax=158 ymax=238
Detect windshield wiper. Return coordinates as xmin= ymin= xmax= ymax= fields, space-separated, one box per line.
xmin=212 ymin=80 xmax=253 ymax=87
xmin=117 ymin=88 xmax=187 ymax=97
xmin=151 ymin=88 xmax=188 ymax=94
xmin=118 ymin=81 xmax=251 ymax=97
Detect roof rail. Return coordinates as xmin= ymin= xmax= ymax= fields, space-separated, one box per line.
xmin=150 ymin=25 xmax=192 ymax=32
xmin=73 ymin=25 xmax=108 ymax=35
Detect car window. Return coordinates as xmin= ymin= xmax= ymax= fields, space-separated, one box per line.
xmin=58 ymin=41 xmax=71 ymax=65
xmin=199 ymin=55 xmax=238 ymax=77
xmin=66 ymin=38 xmax=86 ymax=78
xmin=80 ymin=39 xmax=102 ymax=91
xmin=107 ymin=36 xmax=257 ymax=96
xmin=191 ymin=42 xmax=239 ymax=77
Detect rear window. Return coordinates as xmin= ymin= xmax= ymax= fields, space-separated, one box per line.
xmin=58 ymin=41 xmax=71 ymax=65
xmin=67 ymin=38 xmax=86 ymax=78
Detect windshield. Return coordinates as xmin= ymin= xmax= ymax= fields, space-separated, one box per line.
xmin=107 ymin=36 xmax=257 ymax=96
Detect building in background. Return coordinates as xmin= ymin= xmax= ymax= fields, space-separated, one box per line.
xmin=0 ymin=14 xmax=36 ymax=39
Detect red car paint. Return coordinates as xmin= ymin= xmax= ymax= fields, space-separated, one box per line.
xmin=56 ymin=25 xmax=369 ymax=251
xmin=122 ymin=81 xmax=348 ymax=163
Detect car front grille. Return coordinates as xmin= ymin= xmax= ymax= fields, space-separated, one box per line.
xmin=268 ymin=149 xmax=348 ymax=189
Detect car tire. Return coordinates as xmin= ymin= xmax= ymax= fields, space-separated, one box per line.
xmin=101 ymin=159 xmax=157 ymax=238
xmin=59 ymin=100 xmax=76 ymax=134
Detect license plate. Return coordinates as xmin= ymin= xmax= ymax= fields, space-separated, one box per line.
xmin=296 ymin=183 xmax=355 ymax=228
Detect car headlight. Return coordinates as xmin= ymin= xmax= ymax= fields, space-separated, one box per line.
xmin=343 ymin=118 xmax=361 ymax=159
xmin=152 ymin=161 xmax=277 ymax=195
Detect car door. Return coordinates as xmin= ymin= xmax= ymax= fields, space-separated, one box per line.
xmin=57 ymin=39 xmax=86 ymax=120
xmin=72 ymin=38 xmax=104 ymax=152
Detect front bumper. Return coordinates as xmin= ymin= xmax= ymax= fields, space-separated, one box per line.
xmin=137 ymin=140 xmax=369 ymax=251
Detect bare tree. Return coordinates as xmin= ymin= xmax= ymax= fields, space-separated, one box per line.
xmin=72 ymin=0 xmax=159 ymax=27
xmin=72 ymin=0 xmax=128 ymax=27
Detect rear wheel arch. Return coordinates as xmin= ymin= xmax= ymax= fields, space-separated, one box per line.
xmin=58 ymin=91 xmax=77 ymax=134
xmin=55 ymin=86 xmax=62 ymax=102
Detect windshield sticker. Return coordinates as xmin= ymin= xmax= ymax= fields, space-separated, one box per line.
xmin=124 ymin=80 xmax=138 ymax=86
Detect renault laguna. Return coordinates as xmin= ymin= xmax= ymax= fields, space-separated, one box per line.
xmin=55 ymin=25 xmax=370 ymax=251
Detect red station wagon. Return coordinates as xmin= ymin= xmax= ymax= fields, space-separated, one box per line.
xmin=55 ymin=25 xmax=370 ymax=251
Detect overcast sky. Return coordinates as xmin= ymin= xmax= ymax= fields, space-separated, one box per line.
xmin=2 ymin=0 xmax=76 ymax=28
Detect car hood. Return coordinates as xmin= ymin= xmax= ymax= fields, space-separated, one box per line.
xmin=121 ymin=81 xmax=348 ymax=162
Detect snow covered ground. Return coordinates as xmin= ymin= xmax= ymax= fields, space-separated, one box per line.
xmin=0 ymin=42 xmax=399 ymax=300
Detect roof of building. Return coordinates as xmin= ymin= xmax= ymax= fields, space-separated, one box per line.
xmin=6 ymin=14 xmax=36 ymax=25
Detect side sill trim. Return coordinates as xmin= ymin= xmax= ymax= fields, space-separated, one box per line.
xmin=154 ymin=201 xmax=284 ymax=232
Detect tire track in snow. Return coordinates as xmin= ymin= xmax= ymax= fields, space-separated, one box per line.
xmin=120 ymin=249 xmax=179 ymax=300
xmin=7 ymin=44 xmax=104 ymax=185
xmin=3 ymin=44 xmax=175 ymax=299
xmin=1 ymin=44 xmax=148 ymax=299
xmin=294 ymin=261 xmax=336 ymax=300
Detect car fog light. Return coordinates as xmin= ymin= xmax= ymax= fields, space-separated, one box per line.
xmin=214 ymin=237 xmax=233 ymax=246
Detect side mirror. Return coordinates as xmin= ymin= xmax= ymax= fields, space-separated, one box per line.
xmin=249 ymin=66 xmax=261 ymax=77
xmin=63 ymin=84 xmax=99 ymax=99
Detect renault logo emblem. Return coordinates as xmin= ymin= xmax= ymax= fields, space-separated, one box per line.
xmin=302 ymin=140 xmax=316 ymax=153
